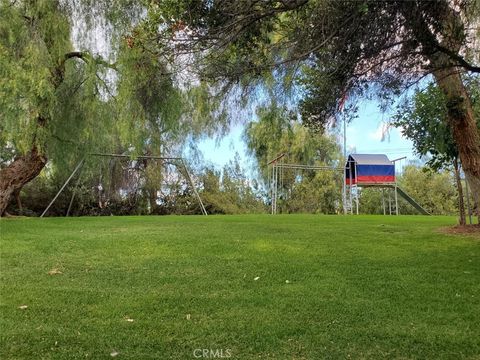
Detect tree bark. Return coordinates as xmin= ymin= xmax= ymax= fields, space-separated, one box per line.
xmin=398 ymin=1 xmax=480 ymax=218
xmin=147 ymin=188 xmax=159 ymax=214
xmin=453 ymin=158 xmax=466 ymax=226
xmin=431 ymin=66 xmax=480 ymax=214
xmin=13 ymin=188 xmax=23 ymax=212
xmin=0 ymin=148 xmax=47 ymax=216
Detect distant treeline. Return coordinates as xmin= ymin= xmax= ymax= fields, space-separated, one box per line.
xmin=7 ymin=160 xmax=467 ymax=217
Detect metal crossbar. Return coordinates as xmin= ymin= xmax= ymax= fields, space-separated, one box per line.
xmin=274 ymin=163 xmax=343 ymax=171
xmin=267 ymin=154 xmax=345 ymax=214
xmin=41 ymin=153 xmax=207 ymax=217
xmin=90 ymin=153 xmax=183 ymax=161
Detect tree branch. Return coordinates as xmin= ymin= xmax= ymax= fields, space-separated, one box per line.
xmin=63 ymin=51 xmax=117 ymax=70
xmin=64 ymin=51 xmax=86 ymax=62
xmin=400 ymin=2 xmax=480 ymax=73
xmin=434 ymin=44 xmax=480 ymax=73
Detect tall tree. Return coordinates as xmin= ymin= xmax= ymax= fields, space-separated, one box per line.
xmin=152 ymin=0 xmax=480 ymax=211
xmin=0 ymin=0 xmax=216 ymax=215
xmin=393 ymin=77 xmax=480 ymax=223
xmin=244 ymin=103 xmax=342 ymax=213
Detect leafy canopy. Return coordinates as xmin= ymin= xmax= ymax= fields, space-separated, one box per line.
xmin=244 ymin=102 xmax=342 ymax=213
xmin=393 ymin=76 xmax=480 ymax=170
xmin=148 ymin=0 xmax=480 ymax=128
xmin=0 ymin=0 xmax=221 ymax=175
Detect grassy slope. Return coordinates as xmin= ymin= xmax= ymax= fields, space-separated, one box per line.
xmin=0 ymin=215 xmax=479 ymax=359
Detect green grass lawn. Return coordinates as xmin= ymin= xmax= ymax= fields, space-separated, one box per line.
xmin=0 ymin=215 xmax=479 ymax=359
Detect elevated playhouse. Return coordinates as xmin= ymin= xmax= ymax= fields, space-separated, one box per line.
xmin=345 ymin=154 xmax=429 ymax=215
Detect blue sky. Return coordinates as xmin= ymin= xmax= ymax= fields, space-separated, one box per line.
xmin=196 ymin=99 xmax=416 ymax=174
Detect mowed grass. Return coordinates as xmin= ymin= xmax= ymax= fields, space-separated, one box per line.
xmin=0 ymin=215 xmax=479 ymax=359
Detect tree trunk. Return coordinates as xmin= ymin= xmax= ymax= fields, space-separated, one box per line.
xmin=12 ymin=188 xmax=23 ymax=211
xmin=431 ymin=67 xmax=480 ymax=216
xmin=0 ymin=148 xmax=47 ymax=216
xmin=148 ymin=188 xmax=159 ymax=214
xmin=399 ymin=1 xmax=480 ymax=221
xmin=453 ymin=158 xmax=466 ymax=226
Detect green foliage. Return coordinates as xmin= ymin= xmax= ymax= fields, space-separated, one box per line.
xmin=199 ymin=155 xmax=266 ymax=214
xmin=398 ymin=165 xmax=458 ymax=215
xmin=0 ymin=1 xmax=116 ymax=169
xmin=149 ymin=1 xmax=479 ymax=131
xmin=0 ymin=0 xmax=69 ymax=154
xmin=285 ymin=170 xmax=341 ymax=214
xmin=357 ymin=188 xmax=387 ymax=215
xmin=359 ymin=165 xmax=459 ymax=215
xmin=10 ymin=154 xmax=266 ymax=216
xmin=244 ymin=103 xmax=342 ymax=213
xmin=13 ymin=173 xmax=71 ymax=216
xmin=0 ymin=0 xmax=227 ymax=202
xmin=393 ymin=83 xmax=455 ymax=170
xmin=115 ymin=30 xmax=184 ymax=151
xmin=245 ymin=103 xmax=340 ymax=176
xmin=393 ymin=78 xmax=480 ymax=171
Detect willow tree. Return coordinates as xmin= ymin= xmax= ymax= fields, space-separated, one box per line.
xmin=244 ymin=103 xmax=342 ymax=213
xmin=0 ymin=0 xmax=214 ymax=215
xmin=151 ymin=0 xmax=480 ymax=212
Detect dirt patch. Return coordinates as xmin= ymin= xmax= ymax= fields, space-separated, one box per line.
xmin=440 ymin=224 xmax=480 ymax=239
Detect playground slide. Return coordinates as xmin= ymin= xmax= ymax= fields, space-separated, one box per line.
xmin=387 ymin=185 xmax=430 ymax=215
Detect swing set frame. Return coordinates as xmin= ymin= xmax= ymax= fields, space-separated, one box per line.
xmin=40 ymin=153 xmax=208 ymax=217
xmin=267 ymin=153 xmax=344 ymax=215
